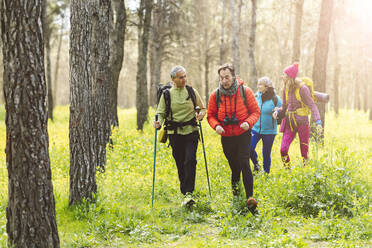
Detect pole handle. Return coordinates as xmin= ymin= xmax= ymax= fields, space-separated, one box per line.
xmin=155 ymin=114 xmax=158 ymax=121
xmin=195 ymin=106 xmax=201 ymax=114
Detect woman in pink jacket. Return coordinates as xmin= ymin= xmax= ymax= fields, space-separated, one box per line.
xmin=279 ymin=63 xmax=322 ymax=168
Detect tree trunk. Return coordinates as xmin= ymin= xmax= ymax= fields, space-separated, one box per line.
xmin=354 ymin=77 xmax=360 ymax=110
xmin=69 ymin=0 xmax=97 ymax=204
xmin=92 ymin=0 xmax=111 ymax=171
xmin=1 ymin=0 xmax=60 ymax=246
xmin=204 ymin=29 xmax=210 ymax=107
xmin=332 ymin=26 xmax=340 ymax=116
xmin=53 ymin=16 xmax=64 ymax=107
xmin=248 ymin=0 xmax=257 ymax=87
xmin=292 ymin=0 xmax=304 ymax=62
xmin=370 ymin=82 xmax=372 ymax=120
xmin=230 ymin=0 xmax=241 ymax=75
xmin=43 ymin=0 xmax=54 ymax=121
xmin=333 ymin=63 xmax=340 ymax=116
xmin=364 ymin=80 xmax=369 ymax=112
xmin=219 ymin=0 xmax=226 ymax=65
xmin=149 ymin=0 xmax=164 ymax=106
xmin=109 ymin=0 xmax=126 ymax=127
xmin=312 ymin=0 xmax=334 ymax=135
xmin=136 ymin=0 xmax=153 ymax=130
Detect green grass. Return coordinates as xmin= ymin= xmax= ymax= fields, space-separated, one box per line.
xmin=0 ymin=105 xmax=371 ymax=247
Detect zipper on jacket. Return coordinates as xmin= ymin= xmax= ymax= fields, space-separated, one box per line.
xmin=259 ymin=100 xmax=263 ymax=134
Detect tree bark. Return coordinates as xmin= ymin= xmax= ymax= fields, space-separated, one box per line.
xmin=354 ymin=76 xmax=360 ymax=110
xmin=248 ymin=0 xmax=257 ymax=87
xmin=1 ymin=0 xmax=60 ymax=246
xmin=53 ymin=16 xmax=64 ymax=107
xmin=219 ymin=0 xmax=226 ymax=65
xmin=204 ymin=28 xmax=210 ymax=107
xmin=92 ymin=0 xmax=111 ymax=171
xmin=136 ymin=0 xmax=153 ymax=130
xmin=230 ymin=0 xmax=242 ymax=75
xmin=109 ymin=0 xmax=126 ymax=127
xmin=69 ymin=0 xmax=97 ymax=204
xmin=43 ymin=0 xmax=54 ymax=121
xmin=149 ymin=0 xmax=164 ymax=106
xmin=332 ymin=26 xmax=340 ymax=116
xmin=292 ymin=0 xmax=304 ymax=62
xmin=333 ymin=64 xmax=340 ymax=115
xmin=312 ymin=0 xmax=334 ymax=134
xmin=370 ymin=82 xmax=372 ymax=120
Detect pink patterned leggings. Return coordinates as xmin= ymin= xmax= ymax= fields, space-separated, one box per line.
xmin=280 ymin=124 xmax=310 ymax=162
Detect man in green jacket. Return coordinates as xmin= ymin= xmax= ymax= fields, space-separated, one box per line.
xmin=153 ymin=65 xmax=206 ymax=207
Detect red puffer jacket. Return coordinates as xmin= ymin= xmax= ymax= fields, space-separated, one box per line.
xmin=207 ymin=77 xmax=260 ymax=137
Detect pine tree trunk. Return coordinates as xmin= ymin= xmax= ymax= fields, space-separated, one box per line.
xmin=136 ymin=0 xmax=153 ymax=130
xmin=53 ymin=17 xmax=64 ymax=107
xmin=109 ymin=0 xmax=126 ymax=127
xmin=364 ymin=81 xmax=369 ymax=112
xmin=248 ymin=0 xmax=257 ymax=87
xmin=1 ymin=0 xmax=60 ymax=246
xmin=312 ymin=0 xmax=334 ymax=135
xmin=43 ymin=0 xmax=54 ymax=121
xmin=69 ymin=0 xmax=97 ymax=204
xmin=354 ymin=78 xmax=360 ymax=110
xmin=333 ymin=63 xmax=340 ymax=115
xmin=149 ymin=1 xmax=163 ymax=106
xmin=219 ymin=0 xmax=226 ymax=65
xmin=204 ymin=29 xmax=210 ymax=108
xmin=292 ymin=0 xmax=304 ymax=62
xmin=92 ymin=0 xmax=111 ymax=171
xmin=369 ymin=83 xmax=372 ymax=120
xmin=230 ymin=0 xmax=241 ymax=75
xmin=332 ymin=26 xmax=340 ymax=116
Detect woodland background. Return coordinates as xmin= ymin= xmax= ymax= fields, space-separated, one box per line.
xmin=1 ymin=0 xmax=371 ymax=114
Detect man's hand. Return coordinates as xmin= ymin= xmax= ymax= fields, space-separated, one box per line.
xmin=215 ymin=125 xmax=225 ymax=135
xmin=153 ymin=120 xmax=161 ymax=129
xmin=196 ymin=111 xmax=205 ymax=121
xmin=240 ymin=122 xmax=250 ymax=131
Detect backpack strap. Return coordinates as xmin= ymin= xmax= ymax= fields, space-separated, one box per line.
xmin=239 ymin=85 xmax=249 ymax=110
xmin=216 ymin=88 xmax=221 ymax=113
xmin=273 ymin=94 xmax=278 ymax=107
xmin=163 ymin=89 xmax=172 ymax=120
xmin=185 ymin=85 xmax=197 ymax=108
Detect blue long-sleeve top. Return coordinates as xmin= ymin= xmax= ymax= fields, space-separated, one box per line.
xmin=252 ymin=90 xmax=282 ymax=135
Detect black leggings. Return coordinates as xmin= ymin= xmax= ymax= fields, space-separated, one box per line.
xmin=221 ymin=131 xmax=253 ymax=199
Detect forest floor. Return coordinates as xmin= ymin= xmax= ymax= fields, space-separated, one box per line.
xmin=0 ymin=106 xmax=371 ymax=247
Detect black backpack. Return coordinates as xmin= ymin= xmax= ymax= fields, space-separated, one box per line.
xmin=157 ymin=83 xmax=197 ymax=120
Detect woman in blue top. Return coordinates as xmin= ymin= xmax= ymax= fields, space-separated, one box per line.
xmin=250 ymin=77 xmax=282 ymax=174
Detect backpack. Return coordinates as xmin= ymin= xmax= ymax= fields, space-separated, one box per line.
xmin=216 ymin=84 xmax=249 ymax=113
xmin=157 ymin=83 xmax=197 ymax=120
xmin=285 ymin=77 xmax=315 ymax=116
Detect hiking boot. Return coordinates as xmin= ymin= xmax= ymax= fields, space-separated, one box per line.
xmin=182 ymin=192 xmax=195 ymax=208
xmin=246 ymin=197 xmax=258 ymax=215
xmin=253 ymin=163 xmax=260 ymax=172
xmin=281 ymin=156 xmax=291 ymax=170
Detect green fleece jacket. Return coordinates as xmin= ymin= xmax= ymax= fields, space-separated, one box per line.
xmin=156 ymin=85 xmax=205 ymax=135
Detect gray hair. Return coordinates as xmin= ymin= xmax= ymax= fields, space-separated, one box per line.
xmin=170 ymin=65 xmax=186 ymax=79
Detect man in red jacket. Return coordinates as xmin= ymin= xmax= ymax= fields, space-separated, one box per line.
xmin=207 ymin=63 xmax=260 ymax=213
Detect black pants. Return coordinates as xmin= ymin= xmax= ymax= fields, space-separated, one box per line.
xmin=168 ymin=131 xmax=199 ymax=195
xmin=221 ymin=131 xmax=253 ymax=199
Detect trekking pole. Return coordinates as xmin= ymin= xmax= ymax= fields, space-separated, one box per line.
xmin=151 ymin=114 xmax=159 ymax=208
xmin=195 ymin=106 xmax=212 ymax=197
